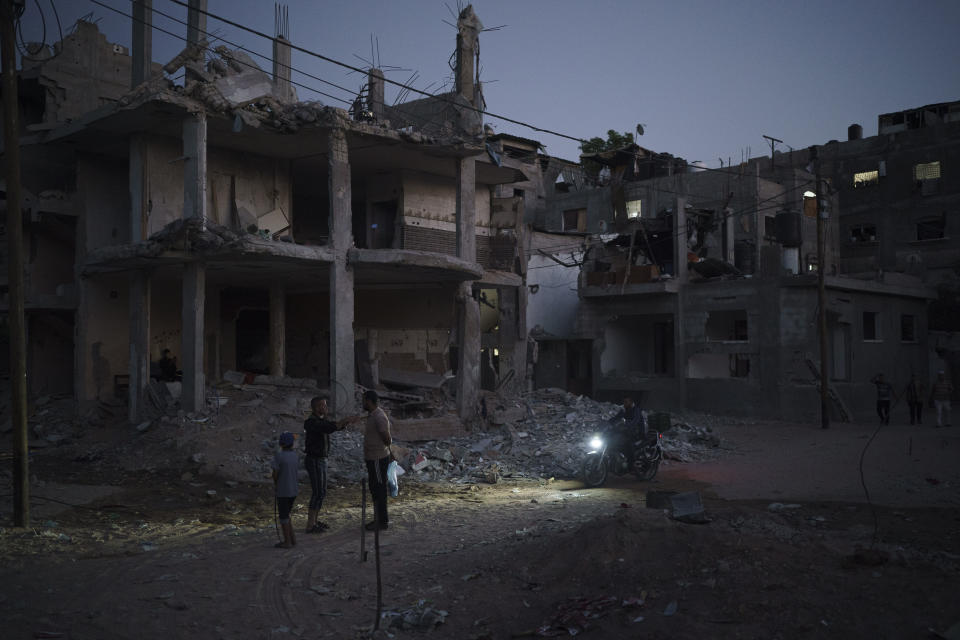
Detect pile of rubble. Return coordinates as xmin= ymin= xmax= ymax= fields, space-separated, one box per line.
xmin=386 ymin=388 xmax=723 ymax=484
xmin=6 ymin=380 xmax=722 ymax=485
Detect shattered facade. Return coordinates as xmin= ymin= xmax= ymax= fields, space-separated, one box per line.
xmin=1 ymin=5 xmax=531 ymax=429
xmin=532 ymin=146 xmax=935 ymax=421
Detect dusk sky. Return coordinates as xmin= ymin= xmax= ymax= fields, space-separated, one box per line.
xmin=18 ymin=0 xmax=960 ymax=166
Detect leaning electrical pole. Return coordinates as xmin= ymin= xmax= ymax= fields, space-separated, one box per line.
xmin=814 ymin=146 xmax=830 ymax=430
xmin=1 ymin=0 xmax=30 ymax=526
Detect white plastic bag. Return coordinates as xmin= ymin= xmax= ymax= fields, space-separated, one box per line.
xmin=386 ymin=460 xmax=401 ymax=497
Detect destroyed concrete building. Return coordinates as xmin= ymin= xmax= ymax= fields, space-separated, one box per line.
xmin=746 ymin=101 xmax=960 ymax=395
xmin=1 ymin=5 xmax=532 ymax=428
xmin=531 ymin=143 xmax=936 ymax=421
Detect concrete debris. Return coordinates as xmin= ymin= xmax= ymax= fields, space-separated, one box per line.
xmin=382 ymin=599 xmax=448 ymax=631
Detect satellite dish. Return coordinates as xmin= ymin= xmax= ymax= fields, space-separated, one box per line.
xmin=636 ymin=123 xmax=645 ymax=136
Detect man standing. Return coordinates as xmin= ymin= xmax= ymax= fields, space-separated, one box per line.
xmin=870 ymin=373 xmax=893 ymax=425
xmin=904 ymin=374 xmax=925 ymax=426
xmin=303 ymin=397 xmax=356 ymax=534
xmin=931 ymin=371 xmax=954 ymax=428
xmin=362 ymin=390 xmax=392 ymax=531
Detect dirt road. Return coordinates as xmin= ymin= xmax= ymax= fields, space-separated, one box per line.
xmin=2 ymin=418 xmax=958 ymax=639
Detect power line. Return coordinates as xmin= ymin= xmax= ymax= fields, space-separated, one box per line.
xmin=164 ymin=0 xmax=587 ymax=144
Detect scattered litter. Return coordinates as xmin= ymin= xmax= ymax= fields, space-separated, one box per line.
xmin=534 ymin=595 xmax=619 ymax=637
xmin=663 ymin=600 xmax=678 ymax=616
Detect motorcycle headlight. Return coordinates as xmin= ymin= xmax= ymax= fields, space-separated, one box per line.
xmin=589 ymin=437 xmax=603 ymax=450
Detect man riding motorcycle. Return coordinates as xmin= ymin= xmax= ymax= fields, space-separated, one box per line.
xmin=608 ymin=397 xmax=644 ymax=469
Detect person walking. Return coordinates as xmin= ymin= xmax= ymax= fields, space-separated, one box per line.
xmin=303 ymin=397 xmax=356 ymax=534
xmin=930 ymin=371 xmax=954 ymax=428
xmin=870 ymin=373 xmax=893 ymax=425
xmin=904 ymin=374 xmax=925 ymax=425
xmin=362 ymin=390 xmax=392 ymax=531
xmin=271 ymin=431 xmax=299 ymax=549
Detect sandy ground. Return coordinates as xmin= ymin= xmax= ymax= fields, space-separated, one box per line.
xmin=1 ymin=417 xmax=958 ymax=640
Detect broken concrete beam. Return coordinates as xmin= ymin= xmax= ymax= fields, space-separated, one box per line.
xmin=163 ymin=40 xmax=208 ymax=75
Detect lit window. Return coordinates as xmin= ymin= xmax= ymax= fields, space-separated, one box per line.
xmin=914 ymin=161 xmax=941 ymax=181
xmin=626 ymin=199 xmax=642 ymax=219
xmin=863 ymin=311 xmax=881 ymax=341
xmin=853 ymin=170 xmax=879 ymax=187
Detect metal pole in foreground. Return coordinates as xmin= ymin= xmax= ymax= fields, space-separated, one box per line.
xmin=360 ymin=477 xmax=367 ymax=562
xmin=814 ymin=147 xmax=830 ymax=430
xmin=1 ymin=0 xmax=30 ymax=527
xmin=373 ymin=524 xmax=382 ymax=630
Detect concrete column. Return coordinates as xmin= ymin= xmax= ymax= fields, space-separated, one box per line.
xmin=457 ymin=282 xmax=480 ymax=418
xmin=272 ymin=37 xmax=294 ymax=102
xmin=674 ymin=197 xmax=688 ymax=283
xmin=131 ymin=0 xmax=153 ymax=88
xmin=456 ymin=157 xmax=476 ymax=261
xmin=328 ymin=127 xmax=355 ymax=416
xmin=455 ymin=155 xmax=480 ymax=418
xmin=269 ymin=283 xmax=286 ymax=376
xmin=673 ymin=196 xmax=688 ymax=407
xmin=367 ymin=68 xmax=385 ymax=120
xmin=187 ymin=0 xmax=207 ymax=47
xmin=128 ymin=270 xmax=151 ymax=423
xmin=183 ymin=113 xmax=207 ymax=225
xmin=181 ymin=262 xmax=206 ymax=413
xmin=129 ymin=135 xmax=148 ymax=241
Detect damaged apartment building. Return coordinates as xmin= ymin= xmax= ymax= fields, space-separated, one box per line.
xmin=533 ymin=143 xmax=935 ymax=421
xmin=0 ymin=4 xmax=532 ymax=424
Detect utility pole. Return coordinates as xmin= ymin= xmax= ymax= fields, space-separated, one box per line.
xmin=813 ymin=146 xmax=830 ymax=430
xmin=1 ymin=0 xmax=30 ymax=525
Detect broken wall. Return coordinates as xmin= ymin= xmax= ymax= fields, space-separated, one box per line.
xmin=143 ymin=135 xmax=292 ymax=237
xmin=76 ymin=275 xmax=129 ymax=404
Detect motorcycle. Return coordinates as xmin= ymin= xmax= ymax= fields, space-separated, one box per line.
xmin=582 ymin=418 xmax=663 ymax=487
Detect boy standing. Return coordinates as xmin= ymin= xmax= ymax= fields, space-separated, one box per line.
xmin=271 ymin=431 xmax=299 ymax=549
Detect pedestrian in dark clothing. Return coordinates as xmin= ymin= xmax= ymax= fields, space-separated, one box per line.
xmin=362 ymin=390 xmax=392 ymax=532
xmin=870 ymin=373 xmax=893 ymax=424
xmin=904 ymin=374 xmax=925 ymax=425
xmin=303 ymin=397 xmax=356 ymax=534
xmin=271 ymin=431 xmax=298 ymax=549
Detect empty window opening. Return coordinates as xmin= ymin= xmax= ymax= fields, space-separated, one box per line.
xmin=901 ymin=314 xmax=916 ymax=342
xmin=853 ymin=170 xmax=879 ymax=187
xmin=850 ymin=224 xmax=877 ymax=243
xmin=862 ymin=311 xmax=881 ymax=341
xmin=563 ymin=208 xmax=587 ymax=232
xmin=916 ymin=215 xmax=946 ymax=241
xmin=914 ymin=161 xmax=941 ymax=181
xmin=705 ymin=310 xmax=748 ymax=342
xmin=688 ymin=353 xmax=751 ymax=378
xmin=626 ymin=199 xmax=642 ymax=219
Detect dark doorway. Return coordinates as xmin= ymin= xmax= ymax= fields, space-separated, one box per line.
xmin=368 ymin=200 xmax=397 ymax=249
xmin=566 ymin=340 xmax=593 ymax=395
xmin=236 ymin=309 xmax=269 ymax=373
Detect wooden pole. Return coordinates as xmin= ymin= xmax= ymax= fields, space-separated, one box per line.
xmin=1 ymin=0 xmax=30 ymax=527
xmin=814 ymin=147 xmax=830 ymax=430
xmin=360 ymin=477 xmax=367 ymax=562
